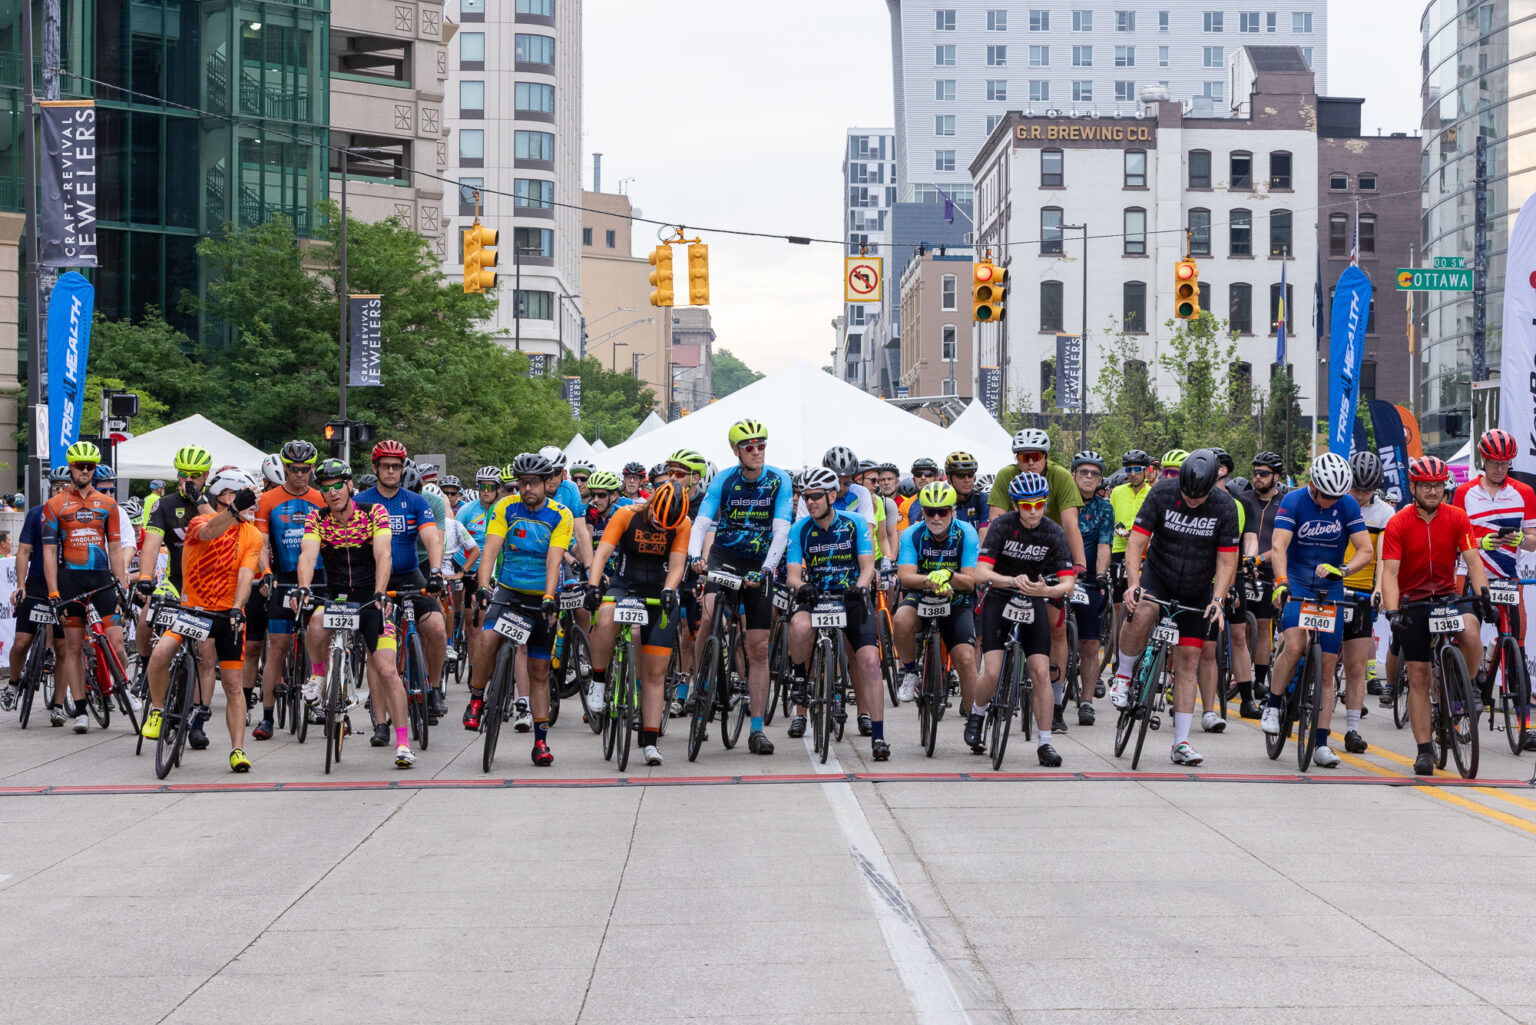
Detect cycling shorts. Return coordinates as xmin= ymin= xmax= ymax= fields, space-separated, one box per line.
xmin=1068 ymin=585 xmax=1108 ymax=641
xmin=1342 ymin=593 xmax=1375 ymax=643
xmin=897 ymin=593 xmax=976 ymax=651
xmin=484 ymin=586 xmax=555 ymax=661
xmin=1395 ymin=598 xmax=1477 ymax=664
xmin=703 ymin=550 xmax=773 ymax=631
xmin=605 ymin=579 xmax=680 ymax=655
xmin=57 ymin=568 xmax=119 ymax=629
xmin=165 ymin=610 xmax=246 ymax=672
xmin=1279 ymin=596 xmax=1345 ymax=656
xmin=1137 ymin=565 xmax=1215 ymax=647
xmin=794 ymin=595 xmax=877 ymax=651
xmin=978 ymin=590 xmax=1050 ymax=656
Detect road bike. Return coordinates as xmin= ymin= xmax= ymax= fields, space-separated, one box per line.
xmin=686 ymin=567 xmax=751 ymax=761
xmin=802 ymin=590 xmax=855 ymax=764
xmin=982 ymin=589 xmax=1044 ymax=771
xmin=1482 ymin=577 xmax=1535 ymax=755
xmin=59 ymin=583 xmax=140 ymax=738
xmin=389 ymin=587 xmax=434 ymax=751
xmin=478 ymin=601 xmax=538 ymax=773
xmin=597 ymin=595 xmax=666 ymax=771
xmin=549 ymin=583 xmax=591 ymax=726
xmin=1265 ymin=591 xmax=1366 ymax=771
xmin=1115 ymin=595 xmax=1209 ymax=771
xmin=302 ymin=593 xmax=381 ymax=775
xmin=872 ymin=573 xmax=900 ymax=704
xmin=1400 ymin=596 xmax=1479 ymax=778
xmin=911 ymin=594 xmax=959 ymax=758
xmin=148 ymin=602 xmax=237 ymax=780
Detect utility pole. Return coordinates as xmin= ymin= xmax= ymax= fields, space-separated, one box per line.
xmin=20 ymin=0 xmax=43 ymax=500
xmin=1472 ymin=134 xmax=1488 ymax=386
xmin=337 ymin=147 xmax=350 ymax=465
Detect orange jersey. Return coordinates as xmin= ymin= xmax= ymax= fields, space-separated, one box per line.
xmin=600 ymin=503 xmax=689 ymax=588
xmin=181 ymin=515 xmax=262 ymax=610
xmin=42 ymin=488 xmax=120 ymax=570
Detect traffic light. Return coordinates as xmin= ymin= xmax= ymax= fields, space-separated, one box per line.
xmin=648 ymin=245 xmax=675 ymax=307
xmin=1174 ymin=258 xmax=1201 ymax=320
xmin=463 ymin=222 xmax=498 ymax=294
xmin=687 ymin=242 xmax=709 ymax=305
xmin=973 ymin=259 xmax=1007 ymax=322
xmin=323 ymin=419 xmax=346 ymax=455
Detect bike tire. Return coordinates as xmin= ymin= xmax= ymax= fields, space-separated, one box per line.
xmin=722 ymin=630 xmax=747 ymax=749
xmin=84 ymin=657 xmax=110 ymax=729
xmin=1014 ymin=642 xmax=1033 ymax=743
xmin=102 ymin=643 xmax=140 ymax=738
xmin=1131 ymin=645 xmax=1165 ymax=771
xmin=583 ymin=636 xmax=607 ymax=735
xmin=1440 ymin=642 xmax=1478 ymax=779
xmin=323 ymin=655 xmax=344 ymax=775
xmin=921 ymin=637 xmax=943 ymax=758
xmin=285 ymin=636 xmax=303 ymax=736
xmin=1063 ymin=614 xmax=1081 ymax=708
xmin=602 ymin=646 xmax=625 ymax=762
xmin=17 ymin=638 xmax=46 ymax=730
xmin=687 ymin=636 xmax=717 ymax=762
xmin=406 ymin=632 xmax=430 ymax=751
xmin=1296 ymin=643 xmax=1322 ymax=772
xmin=990 ymin=649 xmax=1018 ymax=771
xmin=765 ymin=617 xmax=787 ymax=726
xmin=878 ymin=603 xmax=900 ymax=705
xmin=482 ymin=645 xmax=512 ymax=773
xmin=816 ymin=640 xmax=835 ymax=763
xmin=1392 ymin=662 xmax=1409 ymax=729
xmin=616 ymin=643 xmax=636 ymax=772
xmin=1497 ymin=635 xmax=1530 ymax=755
xmin=155 ymin=653 xmax=193 ymax=780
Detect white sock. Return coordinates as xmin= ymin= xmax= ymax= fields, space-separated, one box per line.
xmin=1347 ymin=708 xmax=1361 ymax=732
xmin=1037 ymin=729 xmax=1051 ymax=746
xmin=1117 ymin=652 xmax=1136 ymax=678
xmin=971 ymin=702 xmax=987 ymax=716
xmin=1173 ymin=711 xmax=1193 ymax=744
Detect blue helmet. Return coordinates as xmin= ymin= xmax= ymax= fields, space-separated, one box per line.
xmin=93 ymin=464 xmax=117 ymax=482
xmin=1007 ymin=471 xmax=1049 ymax=502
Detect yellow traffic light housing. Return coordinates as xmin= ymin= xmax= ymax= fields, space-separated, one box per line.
xmin=687 ymin=242 xmax=710 ymax=305
xmin=1174 ymin=258 xmax=1200 ymax=320
xmin=973 ymin=259 xmax=1007 ymax=322
xmin=463 ymin=222 xmax=499 ymax=294
xmin=648 ymin=245 xmax=675 ymax=307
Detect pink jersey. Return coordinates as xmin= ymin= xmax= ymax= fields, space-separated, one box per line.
xmin=1452 ymin=475 xmax=1536 ymax=578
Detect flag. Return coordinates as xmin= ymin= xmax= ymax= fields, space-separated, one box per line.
xmin=937 ymin=185 xmax=955 ymax=224
xmin=1275 ymin=259 xmax=1287 ymax=365
xmin=1326 ymin=265 xmax=1372 ymax=457
xmin=1501 ymin=195 xmax=1536 ymax=489
xmin=1369 ymin=400 xmax=1410 ymax=507
xmin=46 ymin=272 xmax=95 ymax=471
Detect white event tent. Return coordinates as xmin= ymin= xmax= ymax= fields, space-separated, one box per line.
xmin=563 ymin=432 xmax=598 ymax=464
xmin=591 ymin=362 xmax=1014 ymax=473
xmin=629 ymin=411 xmax=667 ymax=439
xmin=947 ymin=399 xmax=1013 ymax=454
xmin=114 ymin=414 xmax=268 ymax=478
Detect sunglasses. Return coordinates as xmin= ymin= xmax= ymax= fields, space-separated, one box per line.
xmin=285 ymin=463 xmax=312 ymax=473
xmin=1015 ymin=498 xmax=1048 ymax=510
xmin=667 ymin=467 xmax=692 ymax=479
xmin=803 ymin=490 xmax=831 ymax=503
xmin=1017 ymin=452 xmax=1046 ymax=462
xmin=177 ymin=471 xmax=202 ymax=480
xmin=913 ymin=471 xmax=938 ymax=480
xmin=73 ymin=463 xmax=97 ymax=472
xmin=442 ymin=489 xmax=461 ymax=496
xmin=924 ymin=506 xmax=954 ymax=518
xmin=1253 ymin=469 xmax=1274 ymax=477
xmin=316 ymin=479 xmax=349 ymax=493
xmin=1124 ymin=466 xmax=1145 ymax=473
xmin=736 ymin=441 xmax=766 ymax=454
xmin=949 ymin=472 xmax=975 ymax=481
xmin=571 ymin=475 xmax=589 ymax=484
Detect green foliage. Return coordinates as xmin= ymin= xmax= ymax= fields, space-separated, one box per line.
xmin=569 ymin=357 xmax=657 ymax=446
xmin=711 ymin=348 xmax=763 ymax=398
xmin=1262 ymin=364 xmax=1308 ymax=475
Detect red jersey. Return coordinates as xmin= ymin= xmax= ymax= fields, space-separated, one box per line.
xmin=1381 ymin=502 xmax=1476 ymax=601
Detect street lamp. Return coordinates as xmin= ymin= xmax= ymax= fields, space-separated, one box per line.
xmin=580 ymin=305 xmax=635 ymax=362
xmin=632 ymin=351 xmax=655 ymax=377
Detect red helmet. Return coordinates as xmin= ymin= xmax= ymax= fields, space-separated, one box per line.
xmin=371 ymin=439 xmax=408 ymax=464
xmin=1408 ymin=455 xmax=1449 ymax=483
xmin=1478 ymin=428 xmax=1518 ymax=462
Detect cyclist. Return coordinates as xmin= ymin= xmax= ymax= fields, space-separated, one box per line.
xmin=1110 ymin=449 xmax=1239 ymax=766
xmin=41 ymin=442 xmax=128 ymax=734
xmin=141 ymin=479 xmax=166 ymax=527
xmin=0 ymin=468 xmax=70 ymax=714
xmin=805 ymin=446 xmax=876 ymax=522
xmin=584 ymin=470 xmax=629 ymax=545
xmin=569 ymin=459 xmax=595 ymax=502
xmin=139 ymin=470 xmax=264 ymax=772
xmin=1238 ymin=451 xmax=1288 ymax=713
xmin=892 ymin=481 xmax=980 ymax=718
xmin=1068 ymin=451 xmax=1114 ymax=727
xmin=945 ymin=451 xmax=992 ymax=543
xmin=455 ymin=466 xmax=502 ymax=574
xmin=1259 ymin=452 xmax=1372 ymax=768
xmin=539 ymin=445 xmax=592 ymax=567
xmin=665 ymin=450 xmax=710 ymax=711
xmin=688 ymin=419 xmax=795 ymax=756
xmin=974 ymin=472 xmax=1076 ymax=766
xmin=901 ymin=457 xmax=942 ymax=530
xmin=1219 ymin=466 xmax=1264 ymax=720
xmin=464 ymin=452 xmax=571 ymax=767
xmin=622 ymin=461 xmax=649 ymax=501
xmin=1381 ymin=455 xmax=1490 ymax=775
xmin=1333 ymin=451 xmax=1392 ymax=750
xmin=786 ymin=466 xmax=888 ymax=760
xmin=584 ymin=480 xmax=691 ymax=766
xmin=439 ymin=475 xmax=463 ymax=513
xmin=856 ymin=458 xmax=899 ymax=570
xmin=291 ymin=459 xmax=416 ymax=769
xmin=1109 ymin=449 xmax=1153 ymax=630
xmin=357 ymin=440 xmax=448 ymax=722
xmin=425 ymin=482 xmax=479 ymax=678
xmin=136 ymin=445 xmax=215 ymax=668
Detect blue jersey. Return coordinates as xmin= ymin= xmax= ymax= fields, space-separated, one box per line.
xmin=1275 ymin=489 xmax=1364 ymax=600
xmin=1078 ymin=495 xmax=1114 ymax=551
xmin=355 ymin=486 xmax=438 ymax=576
xmin=698 ymin=465 xmax=794 ymax=561
xmin=486 ymin=496 xmax=573 ymax=594
xmin=787 ymin=510 xmax=871 ymax=592
xmin=898 ymin=519 xmax=979 ymax=605
xmin=955 ymin=489 xmax=991 ymax=530
xmin=18 ymin=504 xmax=46 ymax=584
xmin=456 ymin=499 xmax=495 ymax=550
xmin=553 ymin=479 xmax=587 ymax=518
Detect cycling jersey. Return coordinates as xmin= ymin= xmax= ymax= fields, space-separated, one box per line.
xmin=954 ymin=489 xmax=991 ymax=532
xmin=17 ymin=504 xmax=46 ymax=584
xmin=796 ymin=481 xmax=875 ymax=524
xmin=1451 ymin=475 xmax=1536 ymax=578
xmin=1237 ymin=486 xmax=1286 ymax=558
xmin=485 ymin=496 xmax=572 ymax=595
xmin=977 ymin=511 xmax=1073 ymax=582
xmin=1274 ymin=488 xmax=1364 ymax=601
xmin=441 ymin=517 xmax=474 ymax=569
xmin=355 ymin=485 xmax=438 ymax=575
xmin=1230 ymin=488 xmax=1260 ymax=540
xmin=553 ymin=478 xmax=587 ymax=518
xmin=869 ymin=490 xmax=887 ymax=559
xmin=601 ymin=503 xmax=690 ymax=592
xmin=1343 ymin=497 xmax=1392 ymax=590
xmin=415 ymin=487 xmax=449 ymax=568
xmin=898 ymin=519 xmax=980 ymax=603
xmin=1078 ymin=494 xmax=1114 ymax=556
xmin=303 ymin=502 xmax=391 ymax=595
xmin=786 ymin=510 xmax=870 ymax=592
xmin=1381 ymin=503 xmax=1475 ymax=601
xmin=255 ymin=486 xmax=323 ymax=578
xmin=1130 ymin=479 xmax=1240 ymax=595
xmin=42 ymin=489 xmax=119 ymax=571
xmin=143 ymin=491 xmax=206 ymax=587
xmin=1109 ymin=479 xmax=1152 ymax=554
xmin=455 ymin=499 xmax=495 ymax=550
xmin=693 ymin=464 xmax=794 ymax=564
xmin=182 ymin=514 xmax=262 ymax=611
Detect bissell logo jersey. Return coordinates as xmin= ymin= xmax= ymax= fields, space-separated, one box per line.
xmin=787 ymin=510 xmax=871 ymax=592
xmin=698 ymin=465 xmax=794 ymax=560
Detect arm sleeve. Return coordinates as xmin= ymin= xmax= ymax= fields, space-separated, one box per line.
xmin=687 ymin=475 xmax=726 ymax=558
xmin=687 ymin=512 xmax=714 ymax=559
xmin=897 ymin=524 xmax=918 ymax=566
xmin=852 ymin=484 xmax=875 ymax=524
xmin=762 ymin=516 xmax=791 ymax=572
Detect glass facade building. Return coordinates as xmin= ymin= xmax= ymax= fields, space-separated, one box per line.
xmin=1419 ymin=0 xmax=1536 ymax=454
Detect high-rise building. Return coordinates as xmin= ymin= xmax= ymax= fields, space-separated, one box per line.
xmin=886 ymin=0 xmax=1327 ymax=207
xmin=838 ymin=128 xmax=896 ymax=392
xmin=670 ymin=307 xmax=713 ymax=417
xmin=444 ymin=0 xmax=582 ymax=366
xmin=581 ymin=186 xmax=669 ymax=407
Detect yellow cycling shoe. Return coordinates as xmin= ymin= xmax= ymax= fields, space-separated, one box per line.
xmin=229 ymin=748 xmax=252 ymax=773
xmin=140 ymin=709 xmax=163 ymax=740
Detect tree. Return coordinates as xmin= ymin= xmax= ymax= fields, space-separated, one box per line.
xmin=1262 ymin=364 xmax=1309 ymax=476
xmin=712 ymin=348 xmax=763 ymax=398
xmin=568 ymin=357 xmax=657 ymax=446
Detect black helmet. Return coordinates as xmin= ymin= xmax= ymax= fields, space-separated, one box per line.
xmin=1178 ymin=448 xmax=1221 ymax=498
xmin=315 ymin=458 xmax=351 ymax=481
xmin=1104 ymin=468 xmax=1129 ymax=490
xmin=1349 ymin=450 xmax=1383 ymax=492
xmin=511 ymin=452 xmax=556 ymax=479
xmin=356 ymin=473 xmax=378 ymax=489
xmin=911 ymin=457 xmax=940 ymax=476
xmin=1210 ymin=447 xmax=1234 ymax=472
xmin=1122 ymin=449 xmax=1151 ymax=468
xmin=623 ymin=461 xmax=646 ymax=477
xmin=1253 ymin=450 xmax=1284 ymax=474
xmin=898 ymin=475 xmax=917 ymax=497
xmin=1226 ymin=475 xmax=1251 ymax=494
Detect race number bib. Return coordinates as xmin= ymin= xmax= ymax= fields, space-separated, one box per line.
xmin=29 ymin=605 xmax=55 ymax=625
xmin=1244 ymin=582 xmax=1263 ymax=602
xmin=1152 ymin=622 xmax=1178 ymax=645
xmin=1429 ymin=606 xmax=1464 ymax=634
xmin=1489 ymin=581 xmax=1520 ymax=606
xmin=1001 ymin=596 xmax=1035 ymax=624
xmin=171 ymin=612 xmax=213 ymax=641
xmin=493 ymin=611 xmax=534 ymax=644
xmin=810 ymin=601 xmax=847 ymax=629
xmin=772 ymin=588 xmax=791 ymax=612
xmin=707 ymin=569 xmax=743 ymax=590
xmin=1340 ymin=604 xmax=1355 ymax=623
xmin=1070 ymin=586 xmax=1090 ymax=605
xmin=154 ymin=607 xmax=176 ymax=627
xmin=917 ymin=597 xmax=951 ymax=618
xmin=560 ymin=590 xmax=586 ymax=611
xmin=322 ymin=603 xmax=361 ymax=630
xmin=613 ymin=598 xmax=649 ymax=625
xmin=1298 ymin=602 xmax=1338 ymax=632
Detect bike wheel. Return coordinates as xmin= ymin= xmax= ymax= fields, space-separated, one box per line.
xmin=155 ymin=655 xmax=193 ymax=780
xmin=17 ymin=639 xmax=46 ymax=730
xmin=324 ymin=656 xmax=344 ymax=775
xmin=990 ymin=651 xmax=1018 ymax=771
xmin=878 ymin=603 xmax=900 ymax=705
xmin=558 ymin=622 xmax=590 ymax=700
xmin=1014 ymin=643 xmax=1033 ymax=743
xmin=84 ymin=658 xmax=110 ymax=729
xmin=1439 ymin=643 xmax=1478 ymax=779
xmin=765 ymin=617 xmax=787 ymax=726
xmin=482 ymin=646 xmax=511 ymax=773
xmin=1497 ymin=636 xmax=1530 ymax=755
xmin=406 ymin=632 xmax=430 ymax=751
xmin=1296 ymin=644 xmax=1323 ymax=772
xmin=687 ymin=636 xmax=717 ymax=762
xmin=1063 ymin=615 xmax=1081 ymax=708
xmin=721 ymin=630 xmax=747 ymax=749
xmin=921 ymin=637 xmax=943 ymax=758
xmin=602 ymin=647 xmax=624 ymax=762
xmin=1130 ymin=649 xmax=1165 ymax=770
xmin=616 ymin=645 xmax=637 ymax=772
xmin=1392 ymin=662 xmax=1409 ymax=729
xmin=816 ymin=641 xmax=835 ymax=764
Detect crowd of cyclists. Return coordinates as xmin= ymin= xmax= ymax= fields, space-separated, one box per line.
xmin=3 ymin=417 xmax=1533 ymax=780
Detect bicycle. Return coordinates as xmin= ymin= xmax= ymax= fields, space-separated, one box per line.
xmin=149 ymin=602 xmax=237 ymax=780
xmin=1482 ymin=577 xmax=1535 ymax=755
xmin=803 ymin=590 xmax=856 ymax=764
xmin=1265 ymin=591 xmax=1366 ymax=771
xmin=686 ymin=568 xmax=751 ymax=762
xmin=766 ymin=582 xmax=794 ymax=724
xmin=57 ymin=583 xmax=140 ymax=739
xmin=389 ymin=587 xmax=434 ymax=752
xmin=549 ymin=582 xmax=591 ymax=726
xmin=1114 ymin=595 xmax=1208 ymax=771
xmin=479 ymin=601 xmax=538 ymax=773
xmin=982 ymin=588 xmax=1055 ymax=771
xmin=13 ymin=601 xmax=58 ymax=730
xmin=911 ymin=594 xmax=958 ymax=758
xmin=873 ymin=574 xmax=900 ymax=705
xmin=304 ymin=593 xmax=380 ymax=775
xmin=1398 ymin=596 xmax=1479 ymax=778
xmin=597 ymin=595 xmax=667 ymax=771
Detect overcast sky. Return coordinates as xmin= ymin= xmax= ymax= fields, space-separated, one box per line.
xmin=581 ymin=0 xmax=1423 ymax=376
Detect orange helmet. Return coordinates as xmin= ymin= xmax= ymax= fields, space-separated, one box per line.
xmin=647 ymin=480 xmax=688 ymax=531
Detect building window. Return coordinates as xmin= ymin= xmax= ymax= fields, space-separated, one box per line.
xmin=935 ymin=115 xmax=956 ymax=136
xmin=1269 ymin=283 xmax=1294 ymax=333
xmin=942 ymin=325 xmax=958 ymax=361
xmin=461 ymin=0 xmax=485 ymax=13
xmin=1041 ymin=148 xmax=1063 ymax=186
xmin=514 ymin=81 xmax=554 ymax=114
xmin=1028 ymin=10 xmax=1047 ymax=30
xmin=514 ymin=290 xmax=553 ymax=320
xmin=1073 ymin=45 xmax=1093 ymax=67
xmin=1115 ymin=10 xmax=1136 ymax=31
xmin=460 ymin=32 xmax=485 ymax=66
xmin=1028 ymin=45 xmax=1049 ymax=66
xmin=1204 ymin=11 xmax=1223 ymax=31
xmin=934 ymin=150 xmax=955 ymax=172
xmin=1115 ymin=81 xmax=1135 ymax=102
xmin=582 ymin=227 xmax=592 ymax=246
xmin=1115 ymin=45 xmax=1135 ymax=66
xmin=935 ymin=9 xmax=955 ymax=30
xmin=514 ymin=33 xmax=554 ymax=64
xmin=1329 ymin=213 xmax=1349 ymax=257
xmin=935 ymin=79 xmax=956 ymax=101
xmin=1267 ymin=11 xmax=1278 ymax=30
xmin=513 ymin=226 xmax=554 ymax=257
xmin=1269 ymin=210 xmax=1292 ymax=256
xmin=1124 ymin=281 xmax=1147 ymax=332
xmin=1041 ymin=280 xmax=1064 ymax=331
xmin=1230 ymin=151 xmax=1252 ymax=189
xmin=1042 ymin=207 xmax=1064 ymax=254
xmin=1160 ymin=10 xmax=1170 ymax=30
xmin=1358 ymin=214 xmax=1376 ymax=255
xmin=935 ymin=44 xmax=955 ymax=66
xmin=990 ymin=44 xmax=1011 ymax=66
xmin=1073 ymin=10 xmax=1093 ymax=31
xmin=459 ymin=177 xmax=484 ymax=215
xmin=1189 ymin=208 xmax=1211 ymax=255
xmin=1293 ymin=11 xmax=1313 ymax=32
xmin=1359 ymin=173 xmax=1377 ymax=191
xmin=986 ymin=114 xmax=1004 ymax=134
xmin=1124 ymin=149 xmax=1146 ymax=187
xmin=1189 ymin=150 xmax=1211 ymax=188
xmin=515 ymin=0 xmax=553 ymax=12
xmin=941 ymin=274 xmax=958 ymax=310
xmin=987 ymin=79 xmax=1007 ymax=100
xmin=1073 ymin=80 xmax=1093 ymax=102
xmin=942 ymin=377 xmax=957 ymax=396
xmin=515 ymin=130 xmax=554 ymax=160
xmin=1159 ymin=45 xmax=1170 ymax=66
xmin=458 ymin=128 xmax=485 ymax=164
xmin=1361 ymin=359 xmax=1377 ymax=401
xmin=1329 ymin=172 xmax=1348 ymax=190
xmin=1269 ymin=151 xmax=1292 ymax=189
xmin=604 ymin=229 xmax=615 ymax=248
xmin=1123 ymin=208 xmax=1147 ymax=254
xmin=989 ymin=9 xmax=1009 ymax=30
xmin=1230 ymin=208 xmax=1252 ymax=256
xmin=1366 ymin=297 xmax=1377 ymax=333
xmin=514 ymin=178 xmax=553 ymax=208
xmin=1201 ymin=80 xmax=1225 ymax=105
xmin=1229 ymin=282 xmax=1253 ymax=333
xmin=1239 ymin=11 xmax=1260 ymax=32
xmin=1203 ymin=45 xmax=1223 ymax=67
xmin=460 ymin=80 xmax=485 ymax=116
xmin=1301 ymin=47 xmax=1313 ymax=68
xmin=1030 ymin=80 xmax=1049 ymax=101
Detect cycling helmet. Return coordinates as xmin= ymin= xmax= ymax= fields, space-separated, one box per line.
xmin=648 ymin=481 xmax=688 ymax=530
xmin=122 ymin=497 xmax=143 ymax=519
xmin=280 ymin=439 xmax=318 ymax=466
xmin=63 ymin=440 xmax=101 ymax=465
xmin=976 ymin=472 xmax=995 ymax=495
xmin=93 ymin=464 xmax=116 ymax=482
xmin=207 ymin=468 xmax=259 ymax=499
xmin=355 ymin=473 xmax=377 ymax=489
xmin=569 ymin=459 xmax=595 ymax=477
xmin=48 ymin=466 xmax=71 ymax=484
xmin=800 ymin=466 xmax=840 ymax=492
xmin=1162 ymin=448 xmax=1190 ymax=469
xmin=1253 ymin=450 xmax=1284 ymax=474
xmin=401 ymin=468 xmax=424 ymax=493
xmin=417 ymin=462 xmax=440 ymax=481
xmin=911 ymin=457 xmax=941 ymax=476
xmin=422 ymin=483 xmax=445 ymax=502
xmin=1408 ymin=455 xmax=1449 ymax=483
xmin=510 ymin=452 xmax=556 ymax=480
xmin=1122 ymin=449 xmax=1151 ymax=468
xmin=439 ymin=474 xmax=462 ymax=490
xmin=587 ymin=470 xmax=622 ymax=492
xmin=877 ymin=461 xmax=899 ymax=475
xmin=403 ymin=457 xmax=417 ymax=472
xmin=649 ymin=462 xmax=668 ymax=480
xmin=822 ymin=446 xmax=859 ymax=476
xmin=1104 ymin=469 xmax=1129 ymax=490
xmin=1071 ymin=450 xmax=1105 ymax=471
xmin=623 ymin=461 xmax=647 ymax=477
xmin=1309 ymin=452 xmax=1353 ymax=498
xmin=1011 ymin=428 xmax=1051 ymax=454
xmin=1479 ymin=428 xmax=1518 ymax=462
xmin=316 ymin=458 xmax=351 ymax=482
xmin=945 ymin=450 xmax=979 ymax=474
xmin=149 ymin=479 xmax=165 ymax=490
xmin=1177 ymin=449 xmax=1220 ymax=498
xmin=171 ymin=444 xmax=211 ymax=473
xmin=1007 ymin=472 xmax=1050 ymax=502
xmin=1210 ymin=447 xmax=1234 ymax=473
xmin=371 ymin=439 xmax=408 ymax=464
xmin=703 ymin=460 xmax=717 ymax=487
xmin=857 ymin=458 xmax=880 ymax=476
xmin=727 ymin=419 xmax=768 ymax=445
xmin=537 ymin=446 xmax=566 ymax=471
xmin=262 ymin=454 xmax=285 ymax=486
xmin=667 ymin=448 xmax=708 ymax=477
xmin=919 ymin=482 xmax=958 ymax=509
xmin=1348 ymin=450 xmax=1383 ymax=492
xmin=476 ymin=465 xmax=501 ymax=484
xmin=1225 ymin=475 xmax=1251 ymax=494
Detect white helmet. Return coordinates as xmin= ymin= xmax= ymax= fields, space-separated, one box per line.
xmin=208 ymin=468 xmax=260 ymax=499
xmin=1011 ymin=428 xmax=1051 ymax=454
xmin=422 ymin=482 xmax=445 ymax=502
xmin=1309 ymin=452 xmax=1353 ymax=499
xmin=261 ymin=453 xmax=285 ymax=486
xmin=537 ymin=445 xmax=567 ymax=470
xmin=801 ymin=466 xmax=841 ymax=492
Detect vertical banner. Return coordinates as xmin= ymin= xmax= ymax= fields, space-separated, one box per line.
xmin=1368 ymin=399 xmax=1410 ymax=508
xmin=527 ymin=354 xmax=547 ymax=378
xmin=1055 ymin=335 xmax=1082 ymax=411
xmin=1395 ymin=403 xmax=1424 ymax=457
xmin=1502 ymin=195 xmax=1536 ymax=488
xmin=39 ymin=100 xmax=98 ymax=267
xmin=561 ymin=376 xmax=582 ymax=419
xmin=668 ymin=402 xmax=682 ymax=422
xmin=46 ymin=272 xmax=94 ymax=471
xmin=1326 ymin=266 xmax=1372 ymax=456
xmin=0 ymin=557 xmax=14 ymax=669
xmin=348 ymin=295 xmax=382 ymax=387
xmin=978 ymin=366 xmax=1001 ymax=417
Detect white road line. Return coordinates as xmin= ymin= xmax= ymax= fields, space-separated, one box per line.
xmin=806 ymin=736 xmax=974 ymax=1025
